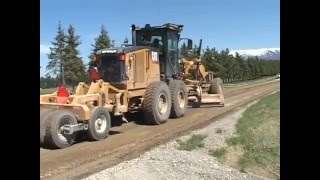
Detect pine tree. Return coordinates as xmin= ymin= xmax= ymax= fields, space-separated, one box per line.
xmin=253 ymin=56 xmax=261 ymax=78
xmin=88 ymin=25 xmax=114 ymax=69
xmin=234 ymin=52 xmax=249 ymax=80
xmin=179 ymin=43 xmax=189 ymax=59
xmin=240 ymin=60 xmax=250 ymax=80
xmin=201 ymin=47 xmax=225 ymax=78
xmin=64 ymin=24 xmax=87 ymax=88
xmin=46 ymin=21 xmax=67 ymax=84
xmin=123 ymin=37 xmax=129 ymax=44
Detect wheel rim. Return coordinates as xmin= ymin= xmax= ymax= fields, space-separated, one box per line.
xmin=94 ymin=113 xmax=107 ymax=133
xmin=178 ymin=90 xmax=186 ymax=109
xmin=57 ymin=120 xmax=70 ymax=142
xmin=158 ymin=93 xmax=168 ymax=115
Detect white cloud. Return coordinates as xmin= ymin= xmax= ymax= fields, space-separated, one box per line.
xmin=40 ymin=44 xmax=51 ymax=54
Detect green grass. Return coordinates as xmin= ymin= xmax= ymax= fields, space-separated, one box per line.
xmin=40 ymin=88 xmax=57 ymax=95
xmin=225 ymin=91 xmax=280 ymax=179
xmin=176 ymin=134 xmax=207 ymax=151
xmin=209 ymin=147 xmax=227 ymax=159
xmin=40 ymin=87 xmax=74 ymax=95
xmin=224 ymin=76 xmax=276 ymax=88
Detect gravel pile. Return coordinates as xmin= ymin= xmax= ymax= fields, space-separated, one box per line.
xmin=84 ymin=101 xmax=271 ymax=180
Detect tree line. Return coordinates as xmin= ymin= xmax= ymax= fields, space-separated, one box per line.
xmin=180 ymin=45 xmax=280 ymax=83
xmin=41 ymin=22 xmax=279 ymax=89
xmin=41 ymin=21 xmax=114 ymax=89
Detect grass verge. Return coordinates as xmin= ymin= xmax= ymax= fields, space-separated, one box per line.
xmin=40 ymin=88 xmax=57 ymax=95
xmin=176 ymin=134 xmax=207 ymax=151
xmin=213 ymin=91 xmax=280 ymax=179
xmin=224 ymin=76 xmax=276 ymax=88
xmin=209 ymin=147 xmax=227 ymax=159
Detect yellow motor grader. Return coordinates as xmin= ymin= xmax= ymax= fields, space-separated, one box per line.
xmin=40 ymin=23 xmax=224 ymax=149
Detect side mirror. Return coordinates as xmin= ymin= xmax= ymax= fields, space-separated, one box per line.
xmin=187 ymin=39 xmax=193 ymax=49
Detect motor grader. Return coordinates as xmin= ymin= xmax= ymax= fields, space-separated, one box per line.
xmin=40 ymin=23 xmax=224 ymax=149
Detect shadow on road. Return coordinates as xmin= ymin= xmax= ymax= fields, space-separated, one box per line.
xmin=40 ymin=104 xmax=225 ymax=150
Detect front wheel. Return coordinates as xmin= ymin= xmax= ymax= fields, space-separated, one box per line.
xmin=209 ymin=78 xmax=223 ymax=94
xmin=192 ymin=95 xmax=201 ymax=108
xmin=87 ymin=107 xmax=111 ymax=141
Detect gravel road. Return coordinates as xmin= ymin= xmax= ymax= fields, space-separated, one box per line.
xmin=83 ymin=99 xmax=273 ymax=180
xmin=40 ymin=80 xmax=280 ymax=180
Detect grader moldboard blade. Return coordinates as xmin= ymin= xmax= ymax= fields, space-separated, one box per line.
xmin=185 ymin=78 xmax=225 ymax=108
xmin=200 ymin=94 xmax=224 ymax=105
xmin=188 ymin=93 xmax=225 ymax=107
xmin=202 ymin=82 xmax=224 ymax=106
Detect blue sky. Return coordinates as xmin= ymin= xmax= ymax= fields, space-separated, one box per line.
xmin=40 ymin=0 xmax=279 ymax=77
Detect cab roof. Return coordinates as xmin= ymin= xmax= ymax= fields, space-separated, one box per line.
xmin=132 ymin=23 xmax=184 ymax=32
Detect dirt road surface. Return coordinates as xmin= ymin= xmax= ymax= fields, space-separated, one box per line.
xmin=40 ymin=80 xmax=280 ymax=180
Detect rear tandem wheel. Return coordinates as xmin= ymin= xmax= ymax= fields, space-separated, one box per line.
xmin=40 ymin=109 xmax=55 ymax=144
xmin=142 ymin=81 xmax=172 ymax=125
xmin=43 ymin=110 xmax=78 ymax=149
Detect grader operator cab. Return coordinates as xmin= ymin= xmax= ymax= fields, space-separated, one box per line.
xmin=40 ymin=23 xmax=224 ymax=149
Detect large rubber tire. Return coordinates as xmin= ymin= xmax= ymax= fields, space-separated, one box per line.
xmin=40 ymin=109 xmax=56 ymax=144
xmin=169 ymin=80 xmax=188 ymax=118
xmin=142 ymin=81 xmax=172 ymax=125
xmin=209 ymin=78 xmax=223 ymax=94
xmin=44 ymin=110 xmax=78 ymax=149
xmin=87 ymin=107 xmax=111 ymax=141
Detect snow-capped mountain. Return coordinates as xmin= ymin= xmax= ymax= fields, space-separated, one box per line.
xmin=229 ymin=48 xmax=280 ymax=60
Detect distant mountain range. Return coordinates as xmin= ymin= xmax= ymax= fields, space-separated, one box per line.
xmin=229 ymin=48 xmax=280 ymax=60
